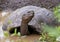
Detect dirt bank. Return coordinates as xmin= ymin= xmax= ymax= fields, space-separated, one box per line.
xmin=0 ymin=0 xmax=60 ymax=10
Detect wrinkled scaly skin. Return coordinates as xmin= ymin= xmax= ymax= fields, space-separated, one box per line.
xmin=20 ymin=11 xmax=34 ymax=35
xmin=2 ymin=6 xmax=58 ymax=35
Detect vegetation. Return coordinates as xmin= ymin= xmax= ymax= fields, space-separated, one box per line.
xmin=38 ymin=5 xmax=60 ymax=42
xmin=38 ymin=24 xmax=60 ymax=42
xmin=53 ymin=5 xmax=60 ymax=22
xmin=4 ymin=28 xmax=21 ymax=37
xmin=11 ymin=28 xmax=21 ymax=37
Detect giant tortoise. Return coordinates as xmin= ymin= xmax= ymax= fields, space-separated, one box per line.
xmin=2 ymin=6 xmax=58 ymax=35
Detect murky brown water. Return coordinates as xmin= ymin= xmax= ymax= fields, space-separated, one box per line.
xmin=0 ymin=11 xmax=40 ymax=42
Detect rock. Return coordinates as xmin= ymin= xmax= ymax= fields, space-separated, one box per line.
xmin=2 ymin=6 xmax=57 ymax=34
xmin=0 ymin=22 xmax=4 ymax=39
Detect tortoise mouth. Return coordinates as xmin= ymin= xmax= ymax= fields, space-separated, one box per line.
xmin=9 ymin=25 xmax=40 ymax=35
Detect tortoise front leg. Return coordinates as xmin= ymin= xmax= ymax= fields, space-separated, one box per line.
xmin=20 ymin=11 xmax=34 ymax=35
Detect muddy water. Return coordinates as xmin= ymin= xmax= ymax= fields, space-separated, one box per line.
xmin=0 ymin=11 xmax=40 ymax=42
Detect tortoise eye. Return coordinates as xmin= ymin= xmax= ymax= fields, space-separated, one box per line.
xmin=27 ymin=11 xmax=34 ymax=14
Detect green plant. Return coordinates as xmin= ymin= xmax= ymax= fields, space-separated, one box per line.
xmin=53 ymin=5 xmax=60 ymax=22
xmin=39 ymin=33 xmax=56 ymax=42
xmin=11 ymin=28 xmax=21 ymax=37
xmin=38 ymin=23 xmax=60 ymax=42
xmin=4 ymin=31 xmax=9 ymax=37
